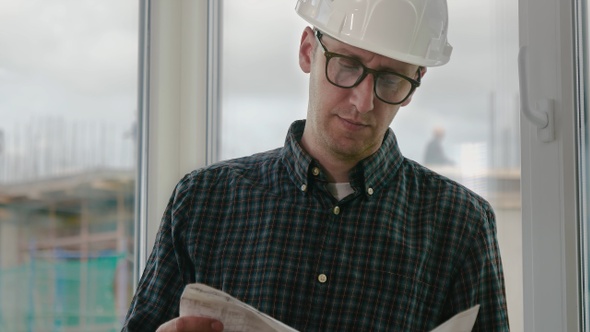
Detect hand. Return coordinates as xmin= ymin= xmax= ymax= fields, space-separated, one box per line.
xmin=156 ymin=316 xmax=224 ymax=332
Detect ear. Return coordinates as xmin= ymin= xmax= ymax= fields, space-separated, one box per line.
xmin=401 ymin=67 xmax=427 ymax=107
xmin=299 ymin=26 xmax=315 ymax=74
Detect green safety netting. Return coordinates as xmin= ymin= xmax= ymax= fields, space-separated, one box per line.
xmin=0 ymin=254 xmax=127 ymax=332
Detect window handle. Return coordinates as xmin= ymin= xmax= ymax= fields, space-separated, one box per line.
xmin=518 ymin=45 xmax=555 ymax=142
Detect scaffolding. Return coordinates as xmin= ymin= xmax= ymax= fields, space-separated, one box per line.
xmin=0 ymin=253 xmax=124 ymax=332
xmin=0 ymin=169 xmax=135 ymax=332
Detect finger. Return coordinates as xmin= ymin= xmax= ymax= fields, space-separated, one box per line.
xmin=156 ymin=316 xmax=224 ymax=332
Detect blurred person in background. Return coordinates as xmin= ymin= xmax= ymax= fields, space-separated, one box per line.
xmin=424 ymin=126 xmax=455 ymax=166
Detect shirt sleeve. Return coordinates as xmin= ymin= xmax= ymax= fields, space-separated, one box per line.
xmin=121 ymin=175 xmax=195 ymax=331
xmin=446 ymin=203 xmax=510 ymax=331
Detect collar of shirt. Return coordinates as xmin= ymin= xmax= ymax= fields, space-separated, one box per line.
xmin=280 ymin=120 xmax=405 ymax=198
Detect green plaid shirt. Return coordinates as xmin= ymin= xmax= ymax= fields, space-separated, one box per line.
xmin=124 ymin=120 xmax=509 ymax=331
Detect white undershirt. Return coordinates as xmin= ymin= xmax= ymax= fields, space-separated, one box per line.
xmin=326 ymin=182 xmax=354 ymax=200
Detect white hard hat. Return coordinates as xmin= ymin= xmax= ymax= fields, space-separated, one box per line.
xmin=295 ymin=0 xmax=453 ymax=67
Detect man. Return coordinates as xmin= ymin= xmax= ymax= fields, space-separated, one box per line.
xmin=123 ymin=0 xmax=509 ymax=331
xmin=424 ymin=127 xmax=455 ymax=166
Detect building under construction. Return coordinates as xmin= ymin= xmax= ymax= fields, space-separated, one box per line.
xmin=0 ymin=168 xmax=135 ymax=332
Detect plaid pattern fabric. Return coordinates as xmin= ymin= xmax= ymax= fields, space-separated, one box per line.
xmin=123 ymin=120 xmax=509 ymax=331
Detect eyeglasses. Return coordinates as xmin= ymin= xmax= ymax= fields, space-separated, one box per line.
xmin=315 ymin=30 xmax=421 ymax=105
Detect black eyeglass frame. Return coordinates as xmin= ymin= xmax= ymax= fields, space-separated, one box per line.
xmin=315 ymin=30 xmax=422 ymax=105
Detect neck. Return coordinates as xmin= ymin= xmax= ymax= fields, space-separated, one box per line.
xmin=316 ymin=155 xmax=356 ymax=183
xmin=300 ymin=136 xmax=359 ymax=183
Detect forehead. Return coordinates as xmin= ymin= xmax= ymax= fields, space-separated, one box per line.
xmin=321 ymin=33 xmax=418 ymax=74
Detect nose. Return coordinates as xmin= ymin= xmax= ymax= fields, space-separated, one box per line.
xmin=349 ymin=73 xmax=375 ymax=113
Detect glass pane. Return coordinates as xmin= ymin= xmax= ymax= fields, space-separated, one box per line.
xmin=0 ymin=1 xmax=138 ymax=331
xmin=219 ymin=1 xmax=308 ymax=160
xmin=220 ymin=0 xmax=521 ymax=330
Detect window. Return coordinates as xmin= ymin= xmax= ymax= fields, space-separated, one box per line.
xmin=219 ymin=1 xmax=307 ymax=160
xmin=0 ymin=1 xmax=138 ymax=330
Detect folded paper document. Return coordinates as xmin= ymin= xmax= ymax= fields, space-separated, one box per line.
xmin=179 ymin=283 xmax=299 ymax=332
xmin=179 ymin=283 xmax=480 ymax=332
xmin=429 ymin=305 xmax=480 ymax=332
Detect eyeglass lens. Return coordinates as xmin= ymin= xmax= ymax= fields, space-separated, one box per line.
xmin=326 ymin=55 xmax=414 ymax=104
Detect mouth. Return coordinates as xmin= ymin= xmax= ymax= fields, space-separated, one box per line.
xmin=338 ymin=116 xmax=369 ymax=130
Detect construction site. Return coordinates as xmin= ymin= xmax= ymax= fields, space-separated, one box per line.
xmin=0 ymin=118 xmax=136 ymax=332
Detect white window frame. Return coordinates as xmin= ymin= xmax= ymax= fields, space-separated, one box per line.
xmin=137 ymin=0 xmax=589 ymax=330
xmin=136 ymin=0 xmax=212 ymax=278
xmin=519 ymin=0 xmax=585 ymax=330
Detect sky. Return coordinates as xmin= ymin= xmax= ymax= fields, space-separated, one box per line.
xmin=0 ymin=0 xmax=138 ymax=180
xmin=0 ymin=0 xmax=138 ymax=125
xmin=0 ymin=0 xmax=521 ymax=179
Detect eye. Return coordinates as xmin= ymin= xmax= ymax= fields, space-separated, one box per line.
xmin=335 ymin=56 xmax=361 ymax=71
xmin=379 ymin=73 xmax=403 ymax=88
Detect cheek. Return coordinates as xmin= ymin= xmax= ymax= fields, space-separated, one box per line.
xmin=308 ymin=72 xmax=338 ymax=109
xmin=376 ymin=106 xmax=400 ymax=128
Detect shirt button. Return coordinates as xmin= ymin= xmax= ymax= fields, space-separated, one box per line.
xmin=367 ymin=187 xmax=374 ymax=195
xmin=333 ymin=206 xmax=340 ymax=215
xmin=318 ymin=274 xmax=327 ymax=283
xmin=312 ymin=167 xmax=320 ymax=176
xmin=300 ymin=184 xmax=307 ymax=192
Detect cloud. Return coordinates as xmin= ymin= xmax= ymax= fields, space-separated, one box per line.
xmin=0 ymin=0 xmax=138 ymax=97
